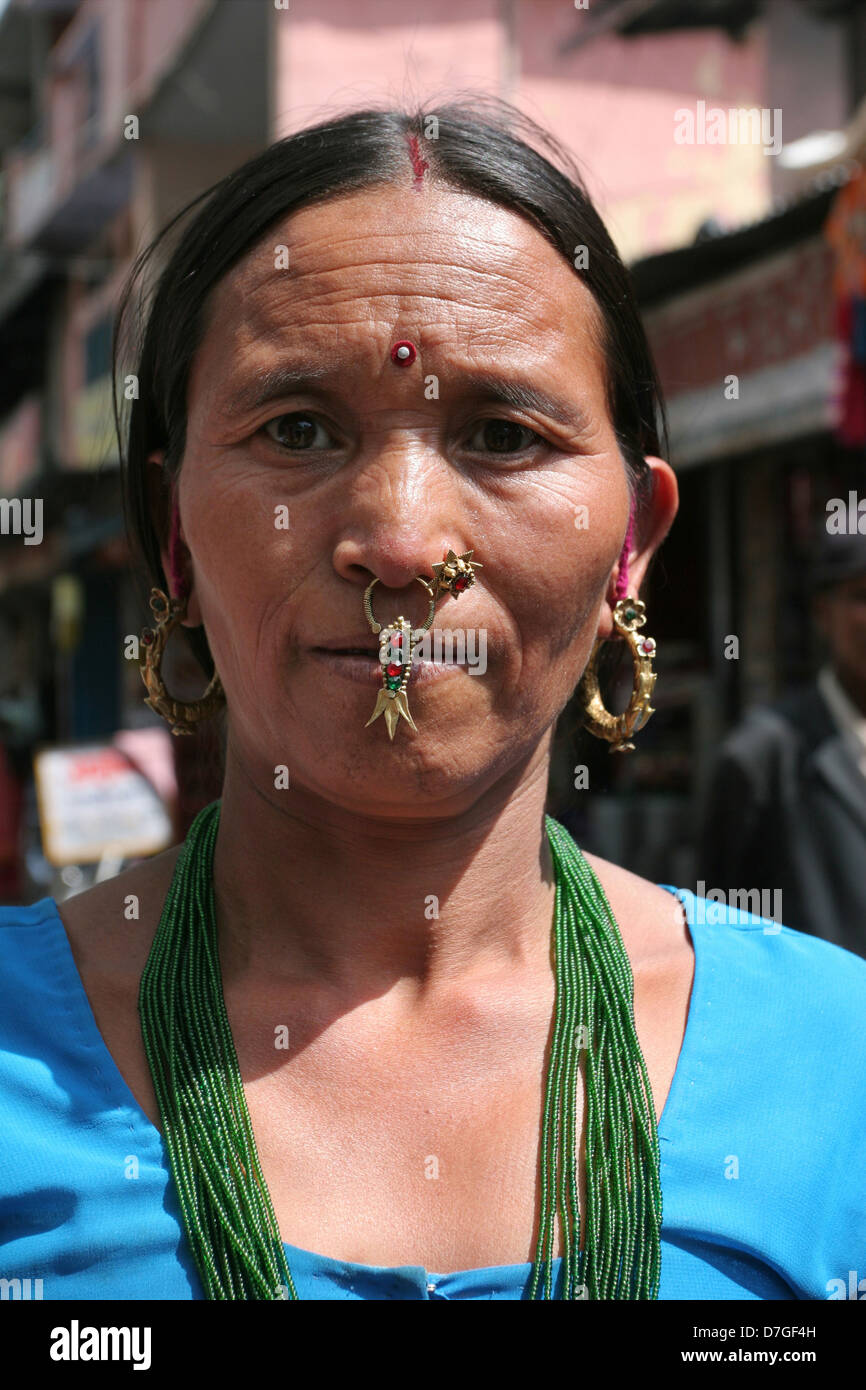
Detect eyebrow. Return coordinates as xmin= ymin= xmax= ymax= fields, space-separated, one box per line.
xmin=224 ymin=363 xmax=591 ymax=431
xmin=456 ymin=370 xmax=591 ymax=431
xmin=223 ymin=364 xmax=332 ymax=416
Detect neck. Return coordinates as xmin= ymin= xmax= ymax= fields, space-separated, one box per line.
xmin=213 ymin=733 xmax=558 ymax=1002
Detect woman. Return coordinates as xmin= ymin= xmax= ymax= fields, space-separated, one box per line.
xmin=1 ymin=100 xmax=863 ymax=1302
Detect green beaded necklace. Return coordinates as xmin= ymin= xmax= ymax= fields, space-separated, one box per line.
xmin=138 ymin=800 xmax=662 ymax=1300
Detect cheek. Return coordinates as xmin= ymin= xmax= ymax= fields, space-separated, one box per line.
xmin=178 ymin=463 xmax=308 ymax=680
xmin=491 ymin=469 xmax=626 ymax=683
xmin=181 ymin=459 xmax=299 ymax=590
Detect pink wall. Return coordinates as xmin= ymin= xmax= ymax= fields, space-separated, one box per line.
xmin=273 ymin=0 xmax=773 ymax=261
xmin=273 ymin=0 xmax=505 ymax=133
xmin=516 ymin=0 xmax=770 ymax=258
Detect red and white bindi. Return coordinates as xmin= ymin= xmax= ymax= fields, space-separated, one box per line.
xmin=390 ymin=340 xmax=417 ymax=365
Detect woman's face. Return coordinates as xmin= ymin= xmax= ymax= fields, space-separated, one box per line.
xmin=161 ymin=183 xmax=675 ymax=816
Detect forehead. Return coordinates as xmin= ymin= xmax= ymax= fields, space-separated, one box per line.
xmin=199 ymin=184 xmax=606 ymax=371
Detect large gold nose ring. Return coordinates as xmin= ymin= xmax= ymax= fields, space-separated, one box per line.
xmin=361 ymin=548 xmax=483 ymax=741
xmin=363 ymin=574 xmax=436 ymax=638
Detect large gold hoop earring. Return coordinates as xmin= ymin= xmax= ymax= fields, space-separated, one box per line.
xmin=139 ymin=588 xmax=225 ymax=736
xmin=577 ymin=597 xmax=657 ymax=753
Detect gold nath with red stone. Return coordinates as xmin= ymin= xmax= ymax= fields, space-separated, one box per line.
xmin=363 ymin=549 xmax=482 ymax=740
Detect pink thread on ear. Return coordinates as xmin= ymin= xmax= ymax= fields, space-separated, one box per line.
xmin=614 ymin=502 xmax=636 ymax=603
xmin=405 ymin=133 xmax=429 ymax=191
xmin=167 ymin=491 xmax=190 ymax=602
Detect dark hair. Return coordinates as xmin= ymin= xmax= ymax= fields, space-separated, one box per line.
xmin=114 ymin=95 xmax=668 ymax=679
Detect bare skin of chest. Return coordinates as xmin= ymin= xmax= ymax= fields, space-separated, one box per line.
xmin=57 ymin=848 xmax=693 ymax=1273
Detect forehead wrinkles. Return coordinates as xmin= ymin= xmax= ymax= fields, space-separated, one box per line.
xmin=203 ymin=267 xmax=605 ymax=384
xmin=236 ymin=210 xmax=542 ymax=292
xmin=214 ymin=257 xmax=572 ymax=342
xmin=195 ymin=197 xmax=609 ymax=389
xmin=208 ymin=194 xmax=598 ymax=320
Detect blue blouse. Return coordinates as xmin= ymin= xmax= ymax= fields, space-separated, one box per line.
xmin=1 ymin=887 xmax=864 ymax=1301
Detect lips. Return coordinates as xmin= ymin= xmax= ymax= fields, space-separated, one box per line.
xmin=309 ymin=647 xmax=460 ymax=685
xmin=312 ymin=639 xmax=379 ymax=656
xmin=317 ymin=647 xmax=378 ymax=656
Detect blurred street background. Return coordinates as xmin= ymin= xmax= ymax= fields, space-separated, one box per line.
xmin=0 ymin=0 xmax=864 ymax=933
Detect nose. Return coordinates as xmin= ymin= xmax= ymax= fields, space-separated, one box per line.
xmin=337 ymin=539 xmax=436 ymax=589
xmin=331 ymin=447 xmax=468 ymax=603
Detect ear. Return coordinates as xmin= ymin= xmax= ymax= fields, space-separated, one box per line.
xmin=597 ymin=457 xmax=678 ymax=639
xmin=621 ymin=456 xmax=678 ymax=595
xmin=146 ymin=451 xmax=203 ymax=628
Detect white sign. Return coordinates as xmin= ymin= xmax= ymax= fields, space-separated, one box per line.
xmin=34 ymin=739 xmax=174 ymax=865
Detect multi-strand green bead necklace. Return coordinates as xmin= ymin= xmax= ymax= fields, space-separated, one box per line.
xmin=138 ymin=799 xmax=662 ymax=1300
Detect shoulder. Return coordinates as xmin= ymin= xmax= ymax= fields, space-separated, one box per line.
xmin=0 ymin=896 xmax=68 ymax=982
xmin=668 ymin=886 xmax=866 ymax=1052
xmin=0 ymin=897 xmax=67 ymax=1021
xmin=0 ymin=845 xmax=182 ymax=1027
xmin=0 ymin=850 xmax=183 ymax=1129
xmin=658 ymin=891 xmax=866 ymax=1296
xmin=0 ymin=897 xmax=60 ymax=931
xmin=0 ymin=897 xmax=80 ymax=1081
xmin=580 ymin=851 xmax=693 ymax=968
xmin=51 ymin=843 xmax=183 ymax=984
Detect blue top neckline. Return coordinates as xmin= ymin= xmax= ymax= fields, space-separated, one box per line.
xmin=34 ymin=884 xmax=699 ymax=1282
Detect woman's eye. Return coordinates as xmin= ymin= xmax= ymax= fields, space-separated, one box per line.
xmin=466 ymin=419 xmax=544 ymax=454
xmin=262 ymin=413 xmax=335 ymax=451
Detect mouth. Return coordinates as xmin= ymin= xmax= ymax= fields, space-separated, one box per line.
xmin=314 ymin=646 xmax=378 ymax=657
xmin=309 ymin=645 xmax=461 ymax=684
xmin=312 ymin=635 xmax=381 ymax=657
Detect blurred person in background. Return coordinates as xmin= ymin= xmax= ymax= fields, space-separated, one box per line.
xmin=699 ymin=529 xmax=866 ymax=958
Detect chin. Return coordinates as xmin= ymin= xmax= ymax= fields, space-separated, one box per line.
xmin=280 ymin=737 xmax=494 ymax=815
